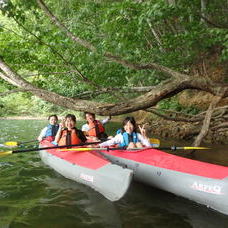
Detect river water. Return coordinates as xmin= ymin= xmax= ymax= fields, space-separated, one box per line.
xmin=0 ymin=119 xmax=228 ymax=227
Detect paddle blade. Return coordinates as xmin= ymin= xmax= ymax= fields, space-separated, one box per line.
xmin=4 ymin=141 xmax=18 ymax=147
xmin=182 ymin=146 xmax=210 ymax=150
xmin=150 ymin=138 xmax=160 ymax=147
xmin=58 ymin=147 xmax=95 ymax=152
xmin=0 ymin=151 xmax=13 ymax=157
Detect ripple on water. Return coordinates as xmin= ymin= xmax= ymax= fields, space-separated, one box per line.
xmin=0 ymin=190 xmax=9 ymax=199
xmin=1 ymin=119 xmax=228 ymax=228
xmin=0 ymin=162 xmax=14 ymax=168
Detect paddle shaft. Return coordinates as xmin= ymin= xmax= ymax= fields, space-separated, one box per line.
xmin=59 ymin=146 xmax=210 ymax=152
xmin=19 ymin=139 xmax=38 ymax=145
xmin=157 ymin=146 xmax=210 ymax=150
xmin=8 ymin=141 xmax=101 ymax=154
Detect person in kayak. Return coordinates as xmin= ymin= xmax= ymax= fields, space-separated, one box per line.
xmin=37 ymin=114 xmax=59 ymax=142
xmin=99 ymin=116 xmax=151 ymax=149
xmin=54 ymin=114 xmax=87 ymax=146
xmin=81 ymin=112 xmax=111 ymax=141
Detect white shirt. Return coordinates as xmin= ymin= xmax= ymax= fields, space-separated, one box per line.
xmin=81 ymin=117 xmax=110 ymax=132
xmin=99 ymin=133 xmax=151 ymax=147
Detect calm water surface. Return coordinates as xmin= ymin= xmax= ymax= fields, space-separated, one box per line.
xmin=0 ymin=120 xmax=228 ymax=228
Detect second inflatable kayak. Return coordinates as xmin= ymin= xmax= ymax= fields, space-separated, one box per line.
xmin=99 ymin=147 xmax=228 ymax=215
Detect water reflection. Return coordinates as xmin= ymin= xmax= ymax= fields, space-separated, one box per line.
xmin=42 ymin=177 xmax=122 ymax=228
xmin=123 ymin=182 xmax=228 ymax=228
xmin=159 ymin=137 xmax=228 ymax=167
xmin=0 ymin=119 xmax=227 ymax=227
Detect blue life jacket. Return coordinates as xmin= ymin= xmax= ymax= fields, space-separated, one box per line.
xmin=44 ymin=124 xmax=59 ymax=137
xmin=119 ymin=131 xmax=139 ymax=147
xmin=116 ymin=129 xmax=123 ymax=135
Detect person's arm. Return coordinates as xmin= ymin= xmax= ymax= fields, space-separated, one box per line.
xmin=53 ymin=120 xmax=65 ymax=144
xmin=37 ymin=127 xmax=47 ymax=142
xmin=101 ymin=115 xmax=111 ymax=125
xmin=137 ymin=133 xmax=151 ymax=147
xmin=99 ymin=134 xmax=121 ymax=147
xmin=138 ymin=124 xmax=149 ymax=139
xmin=54 ymin=127 xmax=63 ymax=144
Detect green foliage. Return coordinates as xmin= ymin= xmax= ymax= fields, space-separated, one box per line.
xmin=159 ymin=98 xmax=200 ymax=115
xmin=0 ymin=0 xmax=227 ymax=116
xmin=0 ymin=93 xmax=70 ymax=117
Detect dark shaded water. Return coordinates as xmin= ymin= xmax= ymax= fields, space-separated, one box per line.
xmin=0 ymin=120 xmax=228 ymax=227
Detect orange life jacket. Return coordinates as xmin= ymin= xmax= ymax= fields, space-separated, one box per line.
xmin=58 ymin=128 xmax=82 ymax=146
xmin=87 ymin=120 xmax=105 ymax=137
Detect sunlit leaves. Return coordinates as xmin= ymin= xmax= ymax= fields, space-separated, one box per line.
xmin=0 ymin=0 xmax=227 ymax=116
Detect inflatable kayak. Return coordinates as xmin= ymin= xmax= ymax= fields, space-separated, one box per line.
xmin=99 ymin=147 xmax=228 ymax=215
xmin=39 ymin=141 xmax=133 ymax=201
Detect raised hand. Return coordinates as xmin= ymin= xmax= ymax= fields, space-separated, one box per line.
xmin=59 ymin=118 xmax=66 ymax=129
xmin=138 ymin=123 xmax=148 ymax=138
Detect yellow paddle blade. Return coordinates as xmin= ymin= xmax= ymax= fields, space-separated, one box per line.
xmin=4 ymin=141 xmax=18 ymax=147
xmin=150 ymin=138 xmax=160 ymax=146
xmin=0 ymin=151 xmax=13 ymax=157
xmin=58 ymin=148 xmax=95 ymax=152
xmin=182 ymin=147 xmax=210 ymax=150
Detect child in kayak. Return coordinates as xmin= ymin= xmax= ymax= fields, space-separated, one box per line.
xmin=99 ymin=116 xmax=151 ymax=149
xmin=37 ymin=114 xmax=59 ymax=142
xmin=54 ymin=114 xmax=87 ymax=146
xmin=81 ymin=112 xmax=111 ymax=141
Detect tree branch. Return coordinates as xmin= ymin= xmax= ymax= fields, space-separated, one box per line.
xmin=10 ymin=16 xmax=99 ymax=88
xmin=36 ymin=0 xmax=97 ymax=52
xmin=1 ymin=55 xmax=228 ymax=116
xmin=146 ymin=108 xmax=201 ymax=122
xmin=36 ymin=0 xmax=189 ymax=80
xmin=0 ymin=57 xmax=193 ymax=115
xmin=0 ymin=88 xmax=26 ymax=97
xmin=146 ymin=106 xmax=228 ymax=123
xmin=199 ymin=14 xmax=228 ymax=29
xmin=23 ymin=70 xmax=85 ymax=77
xmin=193 ymin=88 xmax=227 ymax=146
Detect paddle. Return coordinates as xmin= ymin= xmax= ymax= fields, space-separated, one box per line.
xmin=150 ymin=138 xmax=160 ymax=146
xmin=0 ymin=141 xmax=103 ymax=157
xmin=2 ymin=137 xmax=159 ymax=148
xmin=3 ymin=139 xmax=38 ymax=147
xmin=58 ymin=146 xmax=210 ymax=152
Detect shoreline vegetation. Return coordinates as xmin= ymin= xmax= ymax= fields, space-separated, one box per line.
xmin=0 ymin=115 xmax=120 ymax=122
xmin=1 ymin=114 xmax=227 ymax=145
xmin=0 ymin=116 xmax=48 ymax=120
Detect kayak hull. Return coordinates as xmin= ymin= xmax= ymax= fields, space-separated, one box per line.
xmin=39 ymin=141 xmax=133 ymax=201
xmin=100 ymin=148 xmax=228 ymax=215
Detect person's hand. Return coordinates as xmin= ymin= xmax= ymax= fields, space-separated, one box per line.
xmin=87 ymin=144 xmax=100 ymax=148
xmin=37 ymin=136 xmax=42 ymax=142
xmin=86 ymin=136 xmax=100 ymax=142
xmin=59 ymin=118 xmax=66 ymax=129
xmin=138 ymin=124 xmax=148 ymax=138
xmin=127 ymin=142 xmax=136 ymax=149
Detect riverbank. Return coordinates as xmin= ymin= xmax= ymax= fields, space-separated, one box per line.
xmin=1 ymin=113 xmax=227 ymax=145
xmin=135 ymin=111 xmax=228 ymax=145
xmin=0 ymin=115 xmax=120 ymax=121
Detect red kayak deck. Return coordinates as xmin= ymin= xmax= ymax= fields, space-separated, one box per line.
xmin=101 ymin=148 xmax=228 ymax=179
xmin=41 ymin=141 xmax=109 ymax=170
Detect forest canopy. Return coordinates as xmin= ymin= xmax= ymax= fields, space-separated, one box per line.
xmin=0 ymin=0 xmax=227 ymax=144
